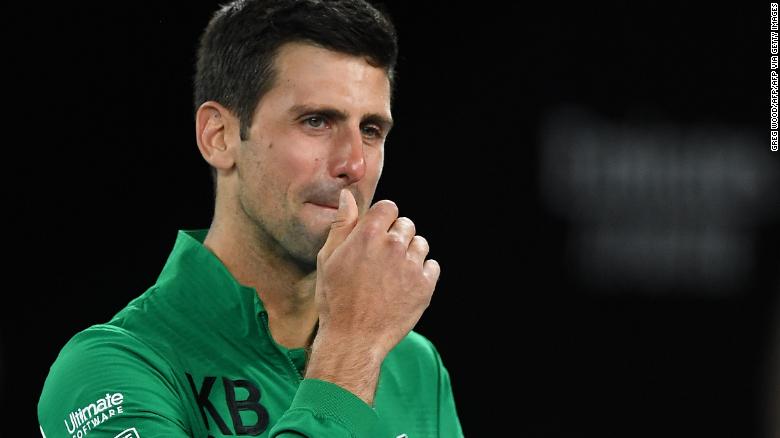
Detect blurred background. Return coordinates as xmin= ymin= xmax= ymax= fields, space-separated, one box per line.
xmin=3 ymin=2 xmax=778 ymax=437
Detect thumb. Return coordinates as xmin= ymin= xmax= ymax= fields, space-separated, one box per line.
xmin=319 ymin=189 xmax=358 ymax=260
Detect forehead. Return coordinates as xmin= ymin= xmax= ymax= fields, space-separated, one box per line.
xmin=263 ymin=42 xmax=392 ymax=117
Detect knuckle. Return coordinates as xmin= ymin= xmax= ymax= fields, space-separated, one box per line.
xmin=361 ymin=221 xmax=381 ymax=238
xmin=395 ymin=216 xmax=415 ymax=233
xmin=413 ymin=235 xmax=429 ymax=251
xmin=424 ymin=259 xmax=441 ymax=280
xmin=406 ymin=257 xmax=425 ymax=274
xmin=372 ymin=200 xmax=399 ymax=218
xmin=386 ymin=233 xmax=407 ymax=250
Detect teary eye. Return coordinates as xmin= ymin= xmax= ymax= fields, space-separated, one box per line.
xmin=361 ymin=124 xmax=382 ymax=139
xmin=304 ymin=116 xmax=326 ymax=128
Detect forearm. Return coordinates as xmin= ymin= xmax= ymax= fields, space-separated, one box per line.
xmin=304 ymin=332 xmax=385 ymax=406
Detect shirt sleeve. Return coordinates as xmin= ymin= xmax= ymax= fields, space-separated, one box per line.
xmin=269 ymin=378 xmax=379 ymax=437
xmin=38 ymin=326 xmax=191 ymax=438
xmin=433 ymin=348 xmax=464 ymax=438
xmin=270 ymin=337 xmax=464 ymax=438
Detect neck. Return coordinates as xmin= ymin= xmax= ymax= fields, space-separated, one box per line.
xmin=203 ymin=201 xmax=319 ymax=350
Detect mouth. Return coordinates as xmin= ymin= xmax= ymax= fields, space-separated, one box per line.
xmin=305 ymin=201 xmax=339 ymax=210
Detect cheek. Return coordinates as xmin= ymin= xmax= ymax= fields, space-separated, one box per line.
xmin=365 ymin=147 xmax=384 ymax=180
xmin=357 ymin=148 xmax=383 ymax=204
xmin=294 ymin=145 xmax=326 ymax=177
xmin=272 ymin=142 xmax=326 ymax=197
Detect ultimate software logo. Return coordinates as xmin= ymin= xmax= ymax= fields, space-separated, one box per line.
xmin=64 ymin=392 xmax=125 ymax=437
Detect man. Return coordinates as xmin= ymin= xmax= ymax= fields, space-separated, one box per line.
xmin=38 ymin=0 xmax=462 ymax=437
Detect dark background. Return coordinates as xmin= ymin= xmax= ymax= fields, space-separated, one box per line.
xmin=3 ymin=2 xmax=778 ymax=437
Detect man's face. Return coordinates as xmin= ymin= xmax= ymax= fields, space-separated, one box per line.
xmin=236 ymin=42 xmax=392 ymax=267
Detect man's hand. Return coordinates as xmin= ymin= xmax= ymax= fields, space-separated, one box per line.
xmin=306 ymin=189 xmax=440 ymax=405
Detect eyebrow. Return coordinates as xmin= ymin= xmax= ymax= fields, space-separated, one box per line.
xmin=288 ymin=104 xmax=394 ymax=132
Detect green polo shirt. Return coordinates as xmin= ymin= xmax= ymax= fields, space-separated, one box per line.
xmin=38 ymin=230 xmax=463 ymax=438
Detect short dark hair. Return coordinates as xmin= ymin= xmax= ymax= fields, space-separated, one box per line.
xmin=194 ymin=0 xmax=399 ymax=185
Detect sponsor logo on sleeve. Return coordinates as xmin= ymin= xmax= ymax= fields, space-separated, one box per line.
xmin=114 ymin=428 xmax=140 ymax=438
xmin=63 ymin=392 xmax=125 ymax=438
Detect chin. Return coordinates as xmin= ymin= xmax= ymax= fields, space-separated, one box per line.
xmin=289 ymin=246 xmax=320 ymax=270
xmin=283 ymin=229 xmax=328 ymax=268
xmin=300 ymin=221 xmax=330 ymax=245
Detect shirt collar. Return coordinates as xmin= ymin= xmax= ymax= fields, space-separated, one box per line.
xmin=156 ymin=229 xmax=267 ymax=320
xmin=154 ymin=229 xmax=307 ymax=374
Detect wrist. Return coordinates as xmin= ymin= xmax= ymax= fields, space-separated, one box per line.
xmin=305 ymin=332 xmax=386 ymax=405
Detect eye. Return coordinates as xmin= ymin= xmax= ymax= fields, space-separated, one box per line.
xmin=304 ymin=116 xmax=327 ymax=129
xmin=361 ymin=124 xmax=382 ymax=139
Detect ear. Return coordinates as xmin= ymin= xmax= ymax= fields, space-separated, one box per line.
xmin=195 ymin=101 xmax=239 ymax=174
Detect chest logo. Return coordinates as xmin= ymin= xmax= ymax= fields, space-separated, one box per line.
xmin=186 ymin=374 xmax=269 ymax=436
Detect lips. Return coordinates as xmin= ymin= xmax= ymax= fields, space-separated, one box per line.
xmin=308 ymin=202 xmax=338 ymax=209
xmin=305 ymin=196 xmax=340 ymax=209
xmin=304 ymin=186 xmax=353 ymax=210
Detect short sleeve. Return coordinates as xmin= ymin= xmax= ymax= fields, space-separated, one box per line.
xmin=38 ymin=325 xmax=191 ymax=438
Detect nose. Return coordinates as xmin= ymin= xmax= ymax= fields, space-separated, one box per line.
xmin=329 ymin=125 xmax=366 ymax=184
